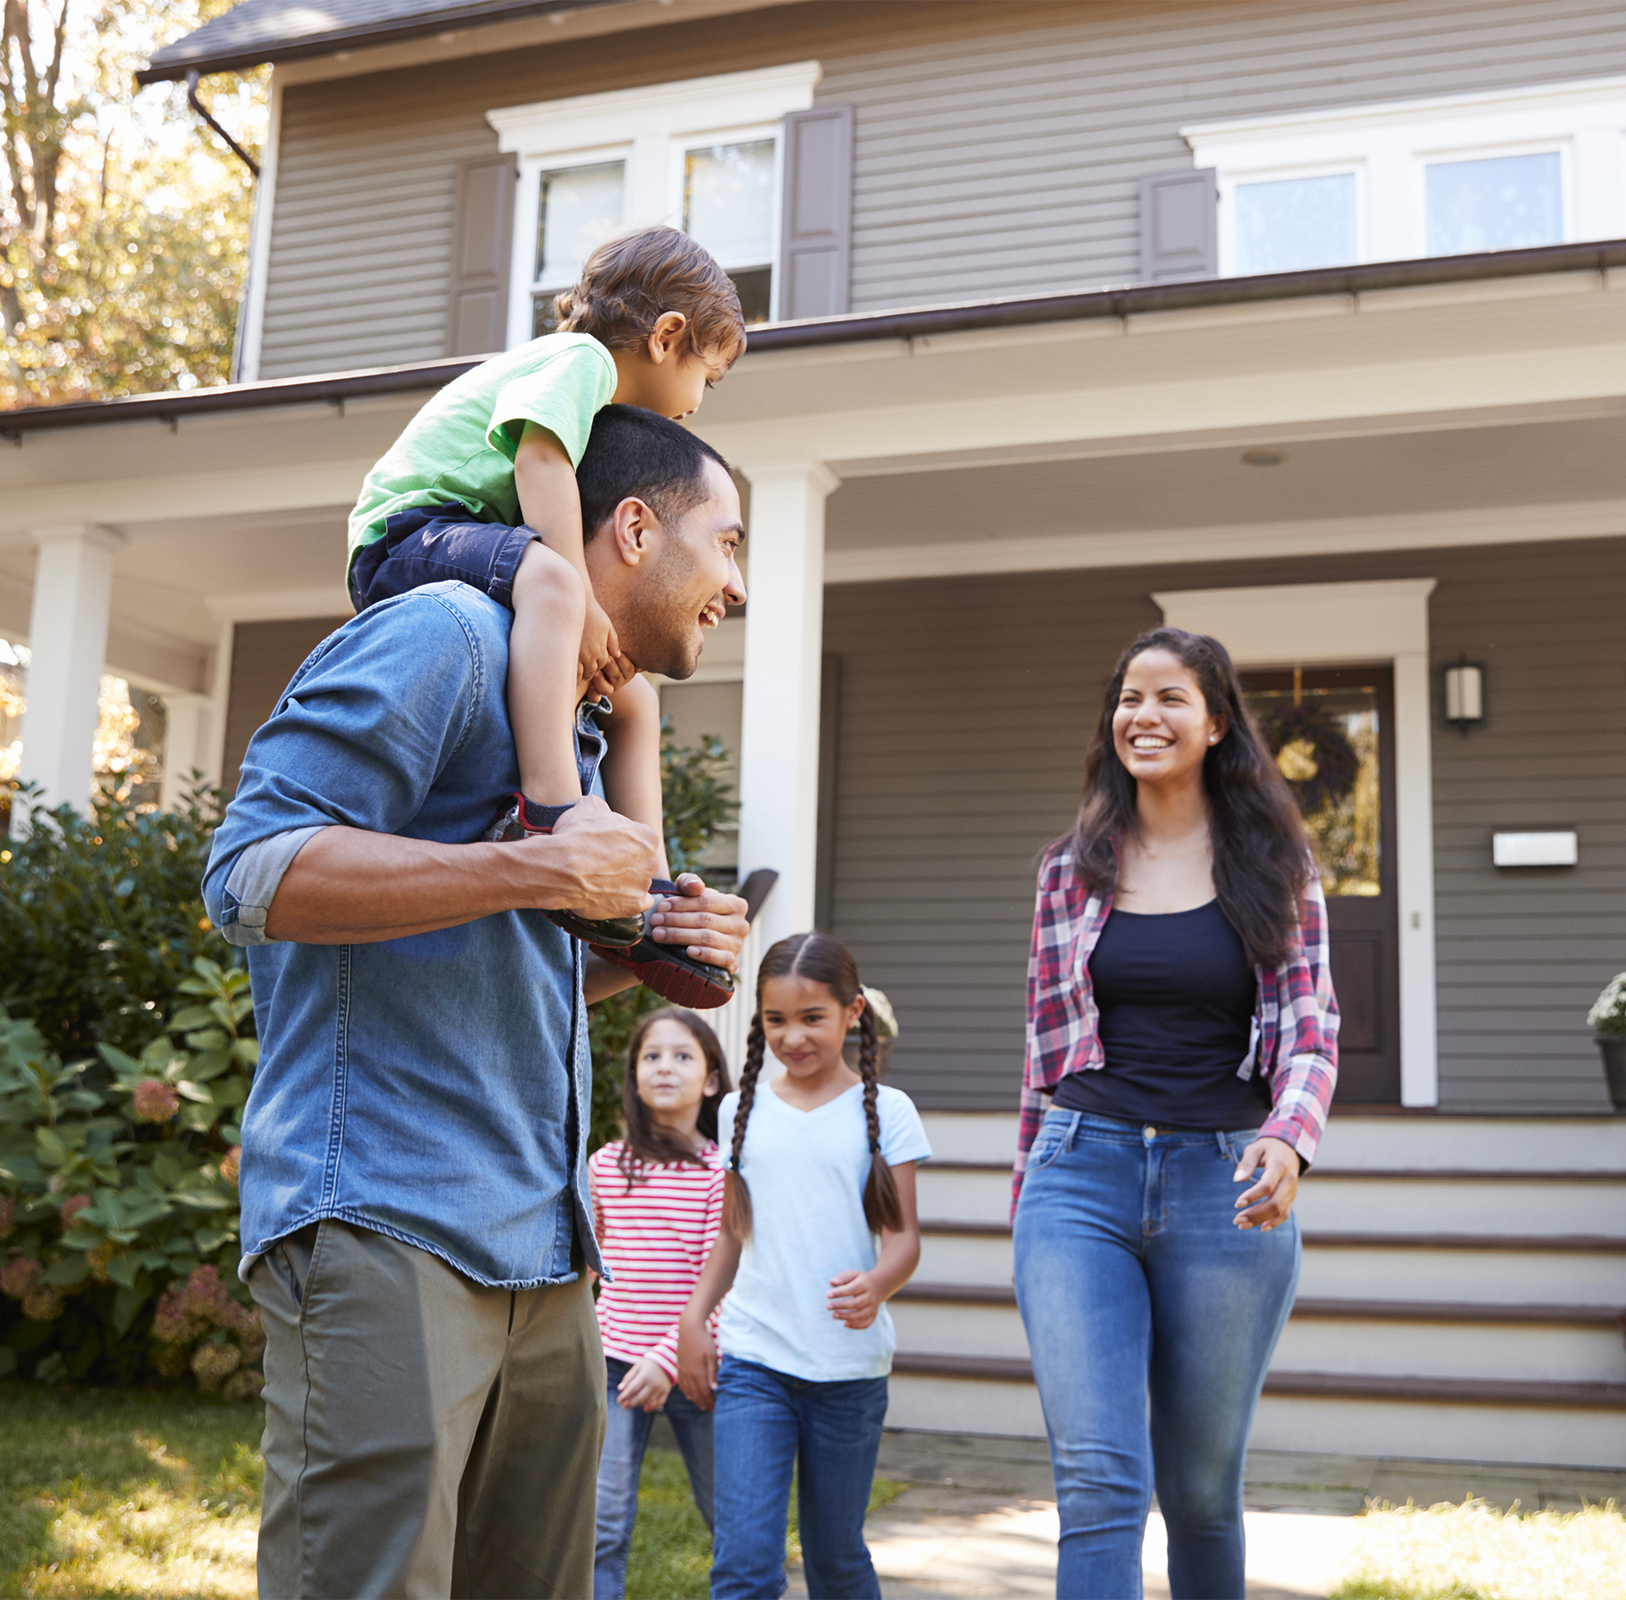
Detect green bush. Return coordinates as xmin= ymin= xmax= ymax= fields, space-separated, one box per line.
xmin=0 ymin=783 xmax=231 ymax=1062
xmin=0 ymin=719 xmax=735 ymax=1387
xmin=0 ymin=960 xmax=259 ymax=1393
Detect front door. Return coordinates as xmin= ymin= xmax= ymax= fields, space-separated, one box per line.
xmin=1242 ymin=665 xmax=1400 ymax=1105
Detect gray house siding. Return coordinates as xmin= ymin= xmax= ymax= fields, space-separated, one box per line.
xmin=821 ymin=537 xmax=1626 ymax=1116
xmin=256 ymin=0 xmax=1626 ymax=377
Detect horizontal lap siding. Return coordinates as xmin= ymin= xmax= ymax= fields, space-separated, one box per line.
xmin=822 ymin=538 xmax=1626 ymax=1113
xmin=258 ymin=0 xmax=1626 ymax=374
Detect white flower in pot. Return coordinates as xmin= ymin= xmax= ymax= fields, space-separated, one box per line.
xmin=1586 ymin=973 xmax=1626 ymax=1110
xmin=844 ymin=985 xmax=899 ymax=1075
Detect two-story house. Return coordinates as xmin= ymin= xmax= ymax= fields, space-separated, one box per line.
xmin=3 ymin=0 xmax=1623 ymax=1471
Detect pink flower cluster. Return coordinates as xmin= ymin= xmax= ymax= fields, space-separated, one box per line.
xmin=0 ymin=1256 xmax=63 ymax=1321
xmin=0 ymin=1255 xmax=41 ymax=1298
xmin=59 ymin=1193 xmax=91 ymax=1228
xmin=132 ymin=1079 xmax=181 ymax=1124
xmin=0 ymin=1196 xmax=15 ymax=1239
xmin=152 ymin=1264 xmax=262 ymax=1346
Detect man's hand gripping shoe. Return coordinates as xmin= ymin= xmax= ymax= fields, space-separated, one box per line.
xmin=590 ymin=879 xmax=737 ymax=1009
xmin=487 ymin=792 xmax=645 ymax=947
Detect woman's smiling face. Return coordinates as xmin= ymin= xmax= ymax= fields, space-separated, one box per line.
xmin=1111 ymin=647 xmax=1226 ymax=790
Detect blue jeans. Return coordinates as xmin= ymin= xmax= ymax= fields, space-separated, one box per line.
xmin=710 ymin=1357 xmax=889 ymax=1600
xmin=593 ymin=1356 xmax=716 ymax=1600
xmin=1013 ymin=1111 xmax=1300 ymax=1600
xmin=349 ymin=504 xmax=535 ymax=611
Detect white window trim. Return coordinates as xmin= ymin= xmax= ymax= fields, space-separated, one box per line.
xmin=487 ymin=61 xmax=820 ymax=346
xmin=1151 ymin=579 xmax=1440 ymax=1109
xmin=1184 ymin=73 xmax=1626 ymax=274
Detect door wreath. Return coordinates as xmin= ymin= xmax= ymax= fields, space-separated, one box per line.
xmin=1259 ymin=701 xmax=1359 ymax=815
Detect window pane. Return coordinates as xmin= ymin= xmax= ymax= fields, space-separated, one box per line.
xmin=1235 ymin=173 xmax=1356 ymax=274
xmin=535 ymin=160 xmax=624 ymax=287
xmin=1425 ymin=151 xmax=1561 ymax=256
xmin=684 ymin=139 xmax=775 ymax=267
xmin=728 ymin=266 xmax=772 ymax=325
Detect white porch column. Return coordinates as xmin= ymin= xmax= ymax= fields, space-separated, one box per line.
xmin=15 ymin=525 xmax=125 ymax=820
xmin=158 ymin=694 xmax=209 ymax=812
xmin=735 ymin=460 xmax=840 ymax=955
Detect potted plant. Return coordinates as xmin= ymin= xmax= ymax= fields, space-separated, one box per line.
xmin=1587 ymin=973 xmax=1626 ymax=1110
xmin=844 ymin=985 xmax=899 ymax=1076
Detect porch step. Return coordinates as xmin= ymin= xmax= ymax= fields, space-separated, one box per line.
xmin=917 ymin=1222 xmax=1626 ymax=1303
xmin=892 ymin=1288 xmax=1626 ymax=1382
xmin=896 ymin=1113 xmax=1626 ymax=1467
xmin=917 ymin=1164 xmax=1626 ymax=1234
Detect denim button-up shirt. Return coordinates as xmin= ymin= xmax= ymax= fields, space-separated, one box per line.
xmin=201 ymin=583 xmax=604 ymax=1289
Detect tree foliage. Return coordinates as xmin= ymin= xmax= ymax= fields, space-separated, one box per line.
xmin=1 ymin=1 xmax=265 ymax=406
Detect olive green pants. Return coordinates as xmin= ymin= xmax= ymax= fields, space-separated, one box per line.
xmin=248 ymin=1220 xmax=606 ymax=1599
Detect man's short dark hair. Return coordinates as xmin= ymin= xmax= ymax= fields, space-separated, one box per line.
xmin=577 ymin=404 xmax=730 ymax=541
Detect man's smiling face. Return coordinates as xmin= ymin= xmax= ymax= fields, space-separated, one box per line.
xmin=604 ymin=457 xmax=746 ymax=680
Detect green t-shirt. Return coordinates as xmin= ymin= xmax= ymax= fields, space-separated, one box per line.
xmin=346 ymin=331 xmax=618 ymax=568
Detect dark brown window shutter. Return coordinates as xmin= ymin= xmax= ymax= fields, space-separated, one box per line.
xmin=1138 ymin=169 xmax=1218 ymax=282
xmin=779 ymin=105 xmax=853 ymax=320
xmin=447 ymin=152 xmax=518 ymax=356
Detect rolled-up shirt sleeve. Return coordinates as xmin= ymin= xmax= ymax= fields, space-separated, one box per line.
xmin=213 ymin=826 xmax=328 ymax=946
xmin=201 ymin=591 xmax=481 ymax=941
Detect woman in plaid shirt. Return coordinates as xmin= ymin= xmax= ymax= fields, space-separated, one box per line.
xmin=1011 ymin=627 xmax=1338 ymax=1600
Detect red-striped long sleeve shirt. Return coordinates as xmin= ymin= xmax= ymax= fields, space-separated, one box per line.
xmin=589 ymin=1140 xmax=724 ymax=1380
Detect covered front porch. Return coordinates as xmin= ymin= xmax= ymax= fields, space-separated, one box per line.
xmin=4 ymin=244 xmax=1625 ymax=1117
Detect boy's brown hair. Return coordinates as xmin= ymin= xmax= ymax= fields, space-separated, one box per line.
xmin=555 ymin=226 xmax=747 ymax=363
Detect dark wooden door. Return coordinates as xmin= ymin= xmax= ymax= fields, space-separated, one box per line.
xmin=1242 ymin=665 xmax=1400 ymax=1105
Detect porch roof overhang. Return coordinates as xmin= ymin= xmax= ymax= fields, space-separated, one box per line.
xmin=4 ymin=238 xmax=1625 ymax=439
xmin=3 ymin=238 xmax=1625 ymax=694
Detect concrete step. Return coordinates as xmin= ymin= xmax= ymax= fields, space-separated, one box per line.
xmin=918 ymin=1221 xmax=1626 ymax=1304
xmin=886 ymin=1360 xmax=1626 ymax=1468
xmin=917 ymin=1163 xmax=1626 ymax=1236
xmin=919 ymin=1112 xmax=1626 ymax=1174
xmin=892 ymin=1287 xmax=1626 ymax=1383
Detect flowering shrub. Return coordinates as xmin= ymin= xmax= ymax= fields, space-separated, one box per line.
xmin=1588 ymin=973 xmax=1626 ymax=1037
xmin=0 ymin=959 xmax=259 ymax=1392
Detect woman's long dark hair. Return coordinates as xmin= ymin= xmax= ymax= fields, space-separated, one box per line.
xmin=617 ymin=1008 xmax=731 ymax=1190
xmin=724 ymin=933 xmax=903 ymax=1242
xmin=1068 ymin=627 xmax=1310 ymax=968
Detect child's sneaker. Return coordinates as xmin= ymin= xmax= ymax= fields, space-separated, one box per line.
xmin=590 ymin=879 xmax=736 ymax=1009
xmin=487 ymin=793 xmax=645 ymax=947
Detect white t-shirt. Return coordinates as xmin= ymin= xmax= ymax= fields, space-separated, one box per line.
xmin=716 ymin=1081 xmax=933 ymax=1383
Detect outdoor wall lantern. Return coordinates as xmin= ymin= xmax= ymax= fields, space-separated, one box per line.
xmin=1443 ymin=660 xmax=1486 ymax=731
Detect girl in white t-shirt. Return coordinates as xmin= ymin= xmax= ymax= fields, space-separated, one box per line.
xmin=677 ymin=933 xmax=932 ymax=1600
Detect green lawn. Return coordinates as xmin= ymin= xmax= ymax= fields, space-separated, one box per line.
xmin=0 ymin=1383 xmax=902 ymax=1599
xmin=1329 ymin=1499 xmax=1626 ymax=1600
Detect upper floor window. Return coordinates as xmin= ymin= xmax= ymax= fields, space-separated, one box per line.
xmin=488 ymin=62 xmax=820 ymax=346
xmin=1184 ymin=74 xmax=1626 ymax=277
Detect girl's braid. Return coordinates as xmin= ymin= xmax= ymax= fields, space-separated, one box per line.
xmin=856 ymin=1001 xmax=903 ymax=1234
xmin=723 ymin=1011 xmax=767 ymax=1240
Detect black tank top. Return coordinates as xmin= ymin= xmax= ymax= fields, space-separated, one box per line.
xmin=1052 ymin=899 xmax=1267 ymax=1130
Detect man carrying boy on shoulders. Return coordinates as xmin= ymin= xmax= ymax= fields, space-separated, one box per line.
xmin=202 ymin=406 xmax=749 ymax=1599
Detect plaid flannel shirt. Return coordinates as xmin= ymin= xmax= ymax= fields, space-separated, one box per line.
xmin=1013 ymin=841 xmax=1339 ymax=1215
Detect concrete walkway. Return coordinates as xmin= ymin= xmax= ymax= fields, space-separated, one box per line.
xmin=776 ymin=1431 xmax=1626 ymax=1600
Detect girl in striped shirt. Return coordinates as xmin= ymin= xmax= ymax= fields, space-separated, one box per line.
xmin=589 ymin=1007 xmax=731 ymax=1600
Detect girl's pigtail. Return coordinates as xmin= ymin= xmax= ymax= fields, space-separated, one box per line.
xmin=724 ymin=1012 xmax=766 ymax=1240
xmin=857 ymin=1003 xmax=903 ymax=1234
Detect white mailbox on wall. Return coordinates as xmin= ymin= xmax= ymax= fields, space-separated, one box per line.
xmin=1492 ymin=831 xmax=1579 ymax=868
